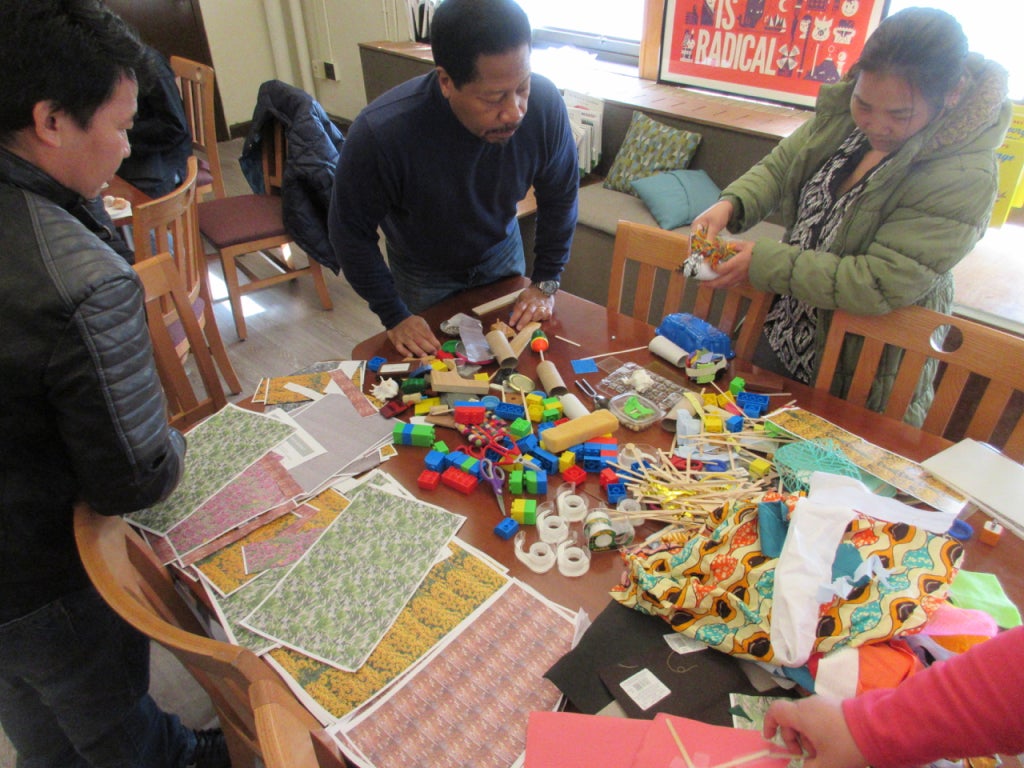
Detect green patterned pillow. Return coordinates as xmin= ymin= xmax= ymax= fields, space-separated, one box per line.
xmin=603 ymin=111 xmax=702 ymax=195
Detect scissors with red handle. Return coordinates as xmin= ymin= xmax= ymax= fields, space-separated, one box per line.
xmin=480 ymin=459 xmax=506 ymax=517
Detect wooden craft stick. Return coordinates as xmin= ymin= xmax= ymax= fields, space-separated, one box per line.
xmin=471 ymin=289 xmax=521 ymax=317
xmin=579 ymin=344 xmax=648 ymax=361
xmin=554 ymin=334 xmax=581 ymax=347
xmin=666 ymin=719 xmax=696 ymax=768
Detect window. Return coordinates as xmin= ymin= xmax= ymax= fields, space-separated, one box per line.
xmin=514 ymin=0 xmax=644 ymax=64
xmin=885 ymin=0 xmax=1021 ymax=100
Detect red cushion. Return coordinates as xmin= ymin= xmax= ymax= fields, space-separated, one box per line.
xmin=197 ymin=195 xmax=286 ymax=248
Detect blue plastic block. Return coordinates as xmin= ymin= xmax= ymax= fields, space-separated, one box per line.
xmin=494 ymin=517 xmax=520 ymax=540
xmin=531 ymin=447 xmax=559 ymax=474
xmin=606 ymin=482 xmax=627 ymax=505
xmin=495 ymin=402 xmax=527 ymax=421
xmin=424 ymin=450 xmax=447 ymax=472
xmin=516 ymin=433 xmax=539 ymax=454
xmin=725 ymin=415 xmax=745 ymax=433
xmin=656 ymin=313 xmax=735 ymax=359
xmin=367 ymin=356 xmax=388 ymax=372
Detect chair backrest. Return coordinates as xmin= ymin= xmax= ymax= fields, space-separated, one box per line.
xmin=133 ymin=252 xmax=227 ymax=431
xmin=261 ymin=119 xmax=286 ymax=196
xmin=816 ymin=305 xmax=1024 ymax=460
xmin=250 ymin=679 xmax=349 ymax=768
xmin=169 ymin=55 xmax=225 ymax=199
xmin=608 ymin=220 xmax=774 ymax=359
xmin=133 ymin=155 xmax=203 ymax=293
xmin=73 ymin=503 xmax=329 ymax=768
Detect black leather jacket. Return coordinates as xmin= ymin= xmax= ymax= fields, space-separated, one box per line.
xmin=0 ymin=148 xmax=185 ymax=622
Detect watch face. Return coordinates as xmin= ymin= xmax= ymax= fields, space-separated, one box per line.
xmin=535 ymin=280 xmax=559 ymax=295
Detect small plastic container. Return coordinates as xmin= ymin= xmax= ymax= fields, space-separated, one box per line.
xmin=608 ymin=392 xmax=664 ymax=431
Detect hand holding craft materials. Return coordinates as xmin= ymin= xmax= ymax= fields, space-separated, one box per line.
xmin=681 ymin=229 xmax=739 ymax=281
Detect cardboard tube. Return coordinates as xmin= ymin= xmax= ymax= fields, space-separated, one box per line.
xmin=540 ymin=410 xmax=620 ymax=453
xmin=485 ymin=329 xmax=517 ymax=368
xmin=648 ymin=335 xmax=689 ymax=367
xmin=559 ymin=393 xmax=590 ymax=419
xmin=536 ymin=360 xmax=568 ymax=396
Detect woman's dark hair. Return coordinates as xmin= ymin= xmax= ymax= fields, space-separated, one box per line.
xmin=430 ymin=0 xmax=532 ymax=88
xmin=850 ymin=7 xmax=968 ymax=110
xmin=0 ymin=0 xmax=147 ymax=141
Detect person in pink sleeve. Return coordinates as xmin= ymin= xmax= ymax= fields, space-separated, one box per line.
xmin=764 ymin=626 xmax=1024 ymax=768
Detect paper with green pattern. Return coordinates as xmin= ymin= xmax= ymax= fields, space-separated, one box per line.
xmin=129 ymin=405 xmax=296 ymax=534
xmin=240 ymin=486 xmax=464 ymax=671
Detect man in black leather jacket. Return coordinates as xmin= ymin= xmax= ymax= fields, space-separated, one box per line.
xmin=0 ymin=3 xmax=226 ymax=766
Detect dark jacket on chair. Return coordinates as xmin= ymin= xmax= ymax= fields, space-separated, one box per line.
xmin=239 ymin=80 xmax=345 ymax=273
xmin=0 ymin=147 xmax=185 ymax=622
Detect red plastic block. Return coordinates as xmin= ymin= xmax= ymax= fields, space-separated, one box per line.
xmin=417 ymin=469 xmax=441 ymax=491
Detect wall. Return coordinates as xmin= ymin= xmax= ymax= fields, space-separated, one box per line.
xmin=197 ymin=0 xmax=406 ymax=131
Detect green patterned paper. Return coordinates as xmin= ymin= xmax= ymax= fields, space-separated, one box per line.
xmin=129 ymin=405 xmax=295 ymax=534
xmin=241 ymin=486 xmax=464 ymax=671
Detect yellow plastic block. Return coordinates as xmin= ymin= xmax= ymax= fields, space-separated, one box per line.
xmin=558 ymin=451 xmax=577 ymax=472
xmin=703 ymin=415 xmax=724 ymax=433
xmin=413 ymin=397 xmax=442 ymax=415
xmin=748 ymin=457 xmax=772 ymax=479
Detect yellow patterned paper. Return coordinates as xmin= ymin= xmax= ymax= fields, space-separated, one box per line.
xmin=263 ymin=372 xmax=333 ymax=404
xmin=267 ymin=540 xmax=508 ymax=719
xmin=766 ymin=408 xmax=966 ymax=516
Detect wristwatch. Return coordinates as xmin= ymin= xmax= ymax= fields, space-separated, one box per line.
xmin=532 ymin=279 xmax=560 ymax=296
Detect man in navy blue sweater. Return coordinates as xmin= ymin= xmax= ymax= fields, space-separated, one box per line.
xmin=329 ymin=0 xmax=579 ymax=357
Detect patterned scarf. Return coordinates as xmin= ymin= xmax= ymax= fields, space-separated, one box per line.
xmin=763 ymin=129 xmax=886 ymax=383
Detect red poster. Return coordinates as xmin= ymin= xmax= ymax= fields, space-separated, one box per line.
xmin=659 ymin=0 xmax=886 ymax=107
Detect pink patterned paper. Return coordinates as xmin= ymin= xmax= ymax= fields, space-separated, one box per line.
xmin=167 ymin=453 xmax=303 ymax=558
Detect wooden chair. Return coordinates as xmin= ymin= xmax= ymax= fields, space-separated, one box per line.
xmin=73 ymin=502 xmax=333 ymax=768
xmin=169 ymin=55 xmax=225 ymax=200
xmin=133 ymin=156 xmax=241 ymax=397
xmin=608 ymin=220 xmax=774 ymax=359
xmin=134 ymin=252 xmax=227 ymax=431
xmin=197 ymin=119 xmax=334 ymax=341
xmin=250 ymin=679 xmax=349 ymax=768
xmin=816 ymin=305 xmax=1024 ymax=461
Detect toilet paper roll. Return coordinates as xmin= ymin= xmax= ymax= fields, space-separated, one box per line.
xmin=536 ymin=360 xmax=568 ymax=396
xmin=648 ymin=335 xmax=689 ymax=367
xmin=485 ymin=329 xmax=517 ymax=368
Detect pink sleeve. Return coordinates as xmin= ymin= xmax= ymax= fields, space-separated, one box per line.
xmin=843 ymin=627 xmax=1024 ymax=768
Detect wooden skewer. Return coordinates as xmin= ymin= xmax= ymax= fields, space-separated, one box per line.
xmin=666 ymin=719 xmax=696 ymax=768
xmin=578 ymin=344 xmax=648 ymax=361
xmin=554 ymin=334 xmax=581 ymax=347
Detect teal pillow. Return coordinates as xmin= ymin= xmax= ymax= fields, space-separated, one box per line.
xmin=603 ymin=111 xmax=702 ymax=195
xmin=630 ymin=169 xmax=722 ymax=230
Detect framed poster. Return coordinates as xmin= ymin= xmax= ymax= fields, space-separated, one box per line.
xmin=659 ymin=0 xmax=887 ymax=107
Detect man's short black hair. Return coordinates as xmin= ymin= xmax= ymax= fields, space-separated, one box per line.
xmin=430 ymin=0 xmax=532 ymax=88
xmin=0 ymin=0 xmax=148 ymax=143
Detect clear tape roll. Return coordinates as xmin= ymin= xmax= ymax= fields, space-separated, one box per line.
xmin=514 ymin=531 xmax=556 ymax=574
xmin=537 ymin=508 xmax=570 ymax=544
xmin=557 ymin=537 xmax=591 ymax=577
xmin=557 ymin=491 xmax=588 ymax=522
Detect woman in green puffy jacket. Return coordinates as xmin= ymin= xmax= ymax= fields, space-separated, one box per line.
xmin=692 ymin=7 xmax=1012 ymax=426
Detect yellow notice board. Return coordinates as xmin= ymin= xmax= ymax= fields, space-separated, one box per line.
xmin=990 ymin=103 xmax=1024 ymax=227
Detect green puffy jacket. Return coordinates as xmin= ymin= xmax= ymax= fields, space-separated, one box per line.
xmin=722 ymin=54 xmax=1011 ymax=426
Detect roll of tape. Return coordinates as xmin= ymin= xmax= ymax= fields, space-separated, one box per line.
xmin=557 ymin=538 xmax=591 ymax=577
xmin=557 ymin=492 xmax=588 ymax=522
xmin=584 ymin=510 xmax=616 ymax=551
xmin=648 ymin=335 xmax=689 ymax=367
xmin=538 ymin=509 xmax=570 ymax=544
xmin=513 ymin=531 xmax=556 ymax=574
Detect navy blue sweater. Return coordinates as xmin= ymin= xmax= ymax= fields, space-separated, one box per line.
xmin=328 ymin=70 xmax=578 ymax=328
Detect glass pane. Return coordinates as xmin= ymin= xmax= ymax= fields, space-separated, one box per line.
xmin=515 ymin=0 xmax=644 ymax=43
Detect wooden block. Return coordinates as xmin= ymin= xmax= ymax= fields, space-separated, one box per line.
xmin=509 ymin=322 xmax=541 ymax=357
xmin=472 ymin=289 xmax=521 ymax=317
xmin=540 ymin=410 xmax=620 ymax=453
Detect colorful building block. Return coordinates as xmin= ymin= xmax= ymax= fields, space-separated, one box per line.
xmin=440 ymin=466 xmax=479 ymax=494
xmin=562 ymin=464 xmax=587 ymax=485
xmin=417 ymin=469 xmax=441 ymax=491
xmin=494 ymin=517 xmax=520 ymax=539
xmin=511 ymin=498 xmax=538 ymax=525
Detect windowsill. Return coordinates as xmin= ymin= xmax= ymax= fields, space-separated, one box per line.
xmin=359 ymin=40 xmax=811 ymax=141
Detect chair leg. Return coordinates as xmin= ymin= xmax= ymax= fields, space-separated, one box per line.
xmin=218 ymin=250 xmax=248 ymax=341
xmin=310 ymin=261 xmax=334 ymax=311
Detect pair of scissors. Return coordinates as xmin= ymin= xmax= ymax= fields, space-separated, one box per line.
xmin=480 ymin=459 xmax=507 ymax=517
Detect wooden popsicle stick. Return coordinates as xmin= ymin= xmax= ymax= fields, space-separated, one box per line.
xmin=666 ymin=719 xmax=696 ymax=768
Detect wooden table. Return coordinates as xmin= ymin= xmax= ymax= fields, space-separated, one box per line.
xmin=353 ymin=276 xmax=1024 ymax=618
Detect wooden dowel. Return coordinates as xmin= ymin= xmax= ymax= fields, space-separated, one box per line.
xmin=578 ymin=344 xmax=648 ymax=361
xmin=666 ymin=719 xmax=696 ymax=768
